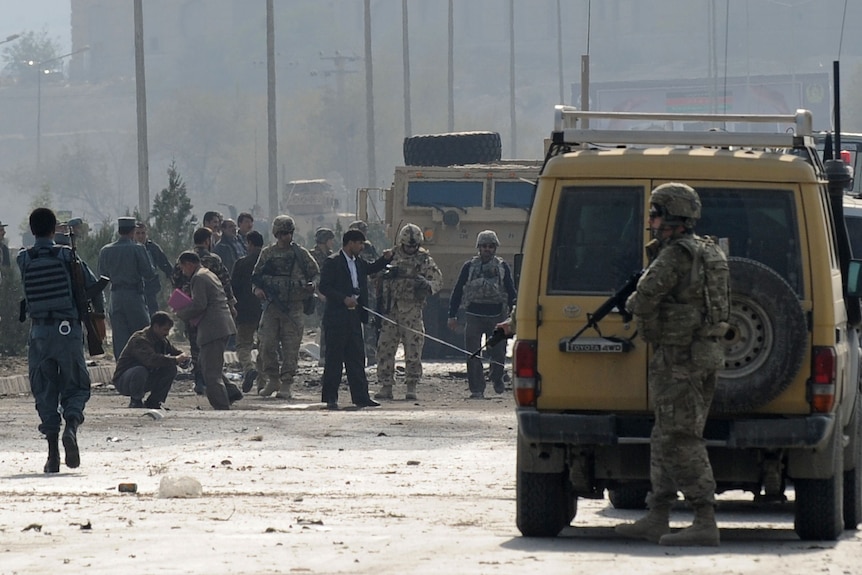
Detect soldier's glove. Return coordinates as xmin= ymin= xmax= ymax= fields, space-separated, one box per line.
xmin=413 ymin=277 xmax=432 ymax=296
xmin=383 ymin=265 xmax=399 ymax=279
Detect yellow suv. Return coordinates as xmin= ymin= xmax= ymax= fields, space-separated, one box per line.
xmin=514 ymin=107 xmax=862 ymax=541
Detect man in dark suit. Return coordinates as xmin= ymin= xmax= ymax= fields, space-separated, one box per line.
xmin=319 ymin=229 xmax=392 ymax=409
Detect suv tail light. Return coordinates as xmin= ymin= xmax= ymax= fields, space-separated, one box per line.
xmin=513 ymin=340 xmax=538 ymax=406
xmin=809 ymin=346 xmax=836 ymax=413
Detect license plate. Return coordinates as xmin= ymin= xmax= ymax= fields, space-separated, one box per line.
xmin=558 ymin=336 xmax=632 ymax=353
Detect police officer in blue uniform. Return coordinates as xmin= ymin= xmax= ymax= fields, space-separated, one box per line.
xmin=98 ymin=217 xmax=157 ymax=359
xmin=18 ymin=208 xmax=105 ymax=473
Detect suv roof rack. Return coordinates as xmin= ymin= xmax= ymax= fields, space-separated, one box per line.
xmin=552 ymin=106 xmax=814 ymax=149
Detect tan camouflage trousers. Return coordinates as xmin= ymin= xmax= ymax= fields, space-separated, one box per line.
xmin=376 ymin=304 xmax=425 ymax=387
xmin=257 ymin=304 xmax=304 ymax=392
xmin=646 ymin=344 xmax=717 ymax=510
xmin=235 ymin=322 xmax=258 ymax=374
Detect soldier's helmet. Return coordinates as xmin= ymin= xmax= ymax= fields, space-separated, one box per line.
xmin=650 ymin=183 xmax=701 ymax=228
xmin=348 ymin=220 xmax=368 ymax=234
xmin=315 ymin=227 xmax=335 ymax=244
xmin=398 ymin=223 xmax=423 ymax=247
xmin=271 ymin=215 xmax=296 ymax=237
xmin=476 ymin=229 xmax=500 ymax=248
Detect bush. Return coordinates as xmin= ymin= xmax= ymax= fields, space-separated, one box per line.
xmin=0 ymin=266 xmax=30 ymax=356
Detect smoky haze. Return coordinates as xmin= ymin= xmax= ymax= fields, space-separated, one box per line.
xmin=0 ymin=0 xmax=860 ymax=244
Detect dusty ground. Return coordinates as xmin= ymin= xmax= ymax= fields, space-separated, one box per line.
xmin=3 ymin=337 xmax=862 ymax=574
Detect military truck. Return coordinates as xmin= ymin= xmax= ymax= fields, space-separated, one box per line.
xmin=358 ymin=131 xmax=541 ymax=357
xmin=282 ymin=179 xmax=343 ymax=242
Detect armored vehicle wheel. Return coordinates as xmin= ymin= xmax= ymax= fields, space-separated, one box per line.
xmin=403 ymin=131 xmax=502 ymax=166
xmin=516 ymin=468 xmax=575 ymax=537
xmin=608 ymin=485 xmax=649 ymax=510
xmin=711 ymin=257 xmax=807 ymax=414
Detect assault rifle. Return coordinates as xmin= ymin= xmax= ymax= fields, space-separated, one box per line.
xmin=562 ymin=269 xmax=644 ymax=346
xmin=469 ymin=327 xmax=512 ymax=359
xmin=68 ymin=227 xmax=109 ymax=356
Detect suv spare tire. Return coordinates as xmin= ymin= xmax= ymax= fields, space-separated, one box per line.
xmin=403 ymin=131 xmax=502 ymax=166
xmin=711 ymin=257 xmax=808 ymax=414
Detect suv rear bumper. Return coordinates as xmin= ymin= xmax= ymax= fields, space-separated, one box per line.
xmin=516 ymin=408 xmax=836 ymax=449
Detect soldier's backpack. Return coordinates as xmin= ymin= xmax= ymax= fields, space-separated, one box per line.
xmin=696 ymin=236 xmax=731 ymax=333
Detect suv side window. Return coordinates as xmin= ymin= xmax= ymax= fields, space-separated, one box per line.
xmin=845 ymin=214 xmax=862 ymax=258
xmin=548 ymin=186 xmax=643 ymax=294
xmin=698 ymin=188 xmax=802 ymax=296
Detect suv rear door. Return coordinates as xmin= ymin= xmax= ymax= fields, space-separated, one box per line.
xmin=536 ymin=179 xmax=648 ymax=411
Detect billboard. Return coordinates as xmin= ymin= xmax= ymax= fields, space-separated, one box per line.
xmin=573 ymin=73 xmax=831 ymax=131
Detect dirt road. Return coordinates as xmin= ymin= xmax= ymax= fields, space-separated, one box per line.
xmin=1 ymin=358 xmax=862 ymax=574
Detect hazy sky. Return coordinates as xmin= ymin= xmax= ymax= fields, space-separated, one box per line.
xmin=2 ymin=0 xmax=71 ymax=49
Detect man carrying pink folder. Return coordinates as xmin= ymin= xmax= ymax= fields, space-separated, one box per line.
xmin=174 ymin=251 xmax=241 ymax=410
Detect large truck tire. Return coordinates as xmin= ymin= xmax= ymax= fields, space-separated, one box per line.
xmin=403 ymin=131 xmax=502 ymax=167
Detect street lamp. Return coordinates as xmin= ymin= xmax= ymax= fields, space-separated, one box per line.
xmin=0 ymin=33 xmax=21 ymax=46
xmin=29 ymin=45 xmax=89 ymax=171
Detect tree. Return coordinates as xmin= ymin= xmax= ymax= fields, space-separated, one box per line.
xmin=48 ymin=140 xmax=116 ymax=222
xmin=1 ymin=29 xmax=61 ymax=84
xmin=18 ymin=184 xmax=54 ymax=240
xmin=76 ymin=219 xmax=114 ymax=271
xmin=0 ymin=266 xmax=29 ymax=356
xmin=149 ymin=162 xmax=195 ymax=264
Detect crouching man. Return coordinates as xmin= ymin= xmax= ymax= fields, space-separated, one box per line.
xmin=112 ymin=311 xmax=189 ymax=408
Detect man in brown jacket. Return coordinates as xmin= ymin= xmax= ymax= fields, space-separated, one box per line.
xmin=112 ymin=312 xmax=189 ymax=409
xmin=175 ymin=251 xmax=240 ymax=410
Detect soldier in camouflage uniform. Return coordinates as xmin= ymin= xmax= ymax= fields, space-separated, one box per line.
xmin=252 ymin=215 xmax=319 ymax=399
xmin=171 ymin=227 xmax=237 ymax=396
xmin=616 ymin=183 xmax=729 ymax=547
xmin=447 ymin=230 xmax=516 ymax=398
xmin=374 ymin=223 xmax=443 ymax=401
xmin=311 ymin=227 xmax=335 ymax=367
xmin=350 ymin=220 xmax=381 ymax=366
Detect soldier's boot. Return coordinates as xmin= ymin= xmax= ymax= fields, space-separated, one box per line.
xmin=44 ymin=433 xmax=60 ymax=474
xmin=275 ymin=384 xmax=292 ymax=400
xmin=659 ymin=505 xmax=720 ymax=547
xmin=614 ymin=505 xmax=670 ymax=543
xmin=405 ymin=382 xmax=418 ymax=401
xmin=374 ymin=385 xmax=393 ymax=400
xmin=62 ymin=417 xmax=81 ymax=469
xmin=259 ymin=379 xmax=280 ymax=398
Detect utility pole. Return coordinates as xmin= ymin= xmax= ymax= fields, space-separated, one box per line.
xmin=319 ymin=52 xmax=360 ymax=186
xmin=134 ymin=0 xmax=150 ymax=218
xmin=447 ymin=0 xmax=454 ymax=132
xmin=266 ymin=0 xmax=278 ymax=219
xmin=509 ymin=0 xmax=517 ymax=157
xmin=402 ymin=0 xmax=412 ymax=137
xmin=364 ymin=0 xmax=377 ymax=187
xmin=557 ymin=0 xmax=564 ymax=104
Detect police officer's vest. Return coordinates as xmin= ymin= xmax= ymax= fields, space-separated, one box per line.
xmin=22 ymin=245 xmax=75 ymax=317
xmin=463 ymin=256 xmax=507 ymax=306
